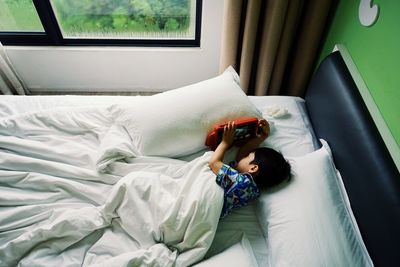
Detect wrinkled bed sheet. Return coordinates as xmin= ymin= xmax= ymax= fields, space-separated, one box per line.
xmin=0 ymin=106 xmax=223 ymax=267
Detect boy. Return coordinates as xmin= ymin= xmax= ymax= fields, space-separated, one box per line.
xmin=209 ymin=119 xmax=291 ymax=218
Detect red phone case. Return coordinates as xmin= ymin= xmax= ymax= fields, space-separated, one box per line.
xmin=205 ymin=117 xmax=259 ymax=150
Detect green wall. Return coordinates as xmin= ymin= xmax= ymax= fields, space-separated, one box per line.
xmin=319 ymin=0 xmax=400 ymax=146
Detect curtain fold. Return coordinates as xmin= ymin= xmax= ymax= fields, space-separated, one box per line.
xmin=219 ymin=0 xmax=333 ymax=96
xmin=0 ymin=42 xmax=27 ymax=95
xmin=219 ymin=0 xmax=243 ymax=73
xmin=237 ymin=0 xmax=262 ymax=92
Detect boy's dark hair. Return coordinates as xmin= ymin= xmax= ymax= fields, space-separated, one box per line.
xmin=251 ymin=147 xmax=291 ymax=188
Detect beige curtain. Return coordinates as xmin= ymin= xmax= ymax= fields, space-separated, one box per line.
xmin=219 ymin=0 xmax=333 ymax=96
xmin=0 ymin=42 xmax=27 ymax=95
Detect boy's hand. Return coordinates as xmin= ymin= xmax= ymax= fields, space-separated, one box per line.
xmin=258 ymin=119 xmax=270 ymax=139
xmin=235 ymin=119 xmax=270 ymax=162
xmin=209 ymin=121 xmax=235 ymax=175
xmin=221 ymin=121 xmax=236 ymax=147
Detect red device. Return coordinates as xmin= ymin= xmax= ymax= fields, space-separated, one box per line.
xmin=205 ymin=117 xmax=259 ymax=150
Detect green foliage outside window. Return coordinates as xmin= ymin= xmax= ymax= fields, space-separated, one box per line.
xmin=0 ymin=0 xmax=43 ymax=31
xmin=51 ymin=0 xmax=192 ymax=38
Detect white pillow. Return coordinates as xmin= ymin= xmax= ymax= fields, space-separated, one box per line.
xmin=193 ymin=235 xmax=259 ymax=267
xmin=110 ymin=67 xmax=261 ymax=157
xmin=257 ymin=143 xmax=373 ymax=267
xmin=249 ymin=96 xmax=319 ymax=157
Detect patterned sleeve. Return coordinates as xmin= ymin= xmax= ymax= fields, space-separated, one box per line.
xmin=215 ymin=164 xmax=237 ymax=189
xmin=215 ymin=164 xmax=260 ymax=218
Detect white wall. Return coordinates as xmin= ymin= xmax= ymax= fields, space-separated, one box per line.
xmin=4 ymin=0 xmax=224 ymax=93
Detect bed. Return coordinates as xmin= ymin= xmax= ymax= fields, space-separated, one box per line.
xmin=0 ymin=51 xmax=398 ymax=267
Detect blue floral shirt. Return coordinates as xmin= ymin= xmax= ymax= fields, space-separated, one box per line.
xmin=216 ymin=163 xmax=260 ymax=218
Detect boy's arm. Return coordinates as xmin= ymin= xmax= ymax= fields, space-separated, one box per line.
xmin=209 ymin=122 xmax=236 ymax=174
xmin=236 ymin=119 xmax=270 ymax=162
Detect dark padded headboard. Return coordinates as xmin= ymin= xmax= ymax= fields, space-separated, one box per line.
xmin=305 ymin=51 xmax=400 ymax=267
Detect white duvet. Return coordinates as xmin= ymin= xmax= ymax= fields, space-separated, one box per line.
xmin=0 ymin=106 xmax=224 ymax=267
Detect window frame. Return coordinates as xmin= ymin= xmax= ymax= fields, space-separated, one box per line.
xmin=0 ymin=0 xmax=202 ymax=47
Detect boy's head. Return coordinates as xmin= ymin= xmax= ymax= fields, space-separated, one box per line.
xmin=237 ymin=147 xmax=291 ymax=188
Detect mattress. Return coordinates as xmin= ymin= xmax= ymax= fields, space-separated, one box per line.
xmin=0 ymin=94 xmax=318 ymax=267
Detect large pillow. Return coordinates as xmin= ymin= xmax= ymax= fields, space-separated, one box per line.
xmin=256 ymin=141 xmax=373 ymax=267
xmin=110 ymin=67 xmax=261 ymax=157
xmin=249 ymin=96 xmax=319 ymax=157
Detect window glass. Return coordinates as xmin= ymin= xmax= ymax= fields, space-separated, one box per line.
xmin=50 ymin=0 xmax=196 ymax=40
xmin=0 ymin=0 xmax=44 ymax=32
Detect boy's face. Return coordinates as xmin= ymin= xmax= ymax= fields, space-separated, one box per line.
xmin=237 ymin=152 xmax=258 ymax=174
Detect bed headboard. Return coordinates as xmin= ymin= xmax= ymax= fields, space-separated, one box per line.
xmin=305 ymin=51 xmax=400 ymax=267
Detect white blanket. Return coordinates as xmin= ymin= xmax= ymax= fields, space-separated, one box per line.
xmin=0 ymin=107 xmax=224 ymax=267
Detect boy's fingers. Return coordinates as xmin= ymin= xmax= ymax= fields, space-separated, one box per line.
xmin=226 ymin=121 xmax=234 ymax=131
xmin=223 ymin=121 xmax=237 ymax=134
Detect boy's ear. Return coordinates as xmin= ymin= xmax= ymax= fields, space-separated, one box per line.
xmin=249 ymin=164 xmax=259 ymax=174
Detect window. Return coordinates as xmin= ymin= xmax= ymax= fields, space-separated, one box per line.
xmin=0 ymin=0 xmax=44 ymax=32
xmin=0 ymin=0 xmax=202 ymax=46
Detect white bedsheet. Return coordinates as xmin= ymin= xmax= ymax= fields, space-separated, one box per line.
xmin=0 ymin=95 xmax=318 ymax=267
xmin=0 ymin=105 xmax=223 ymax=267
